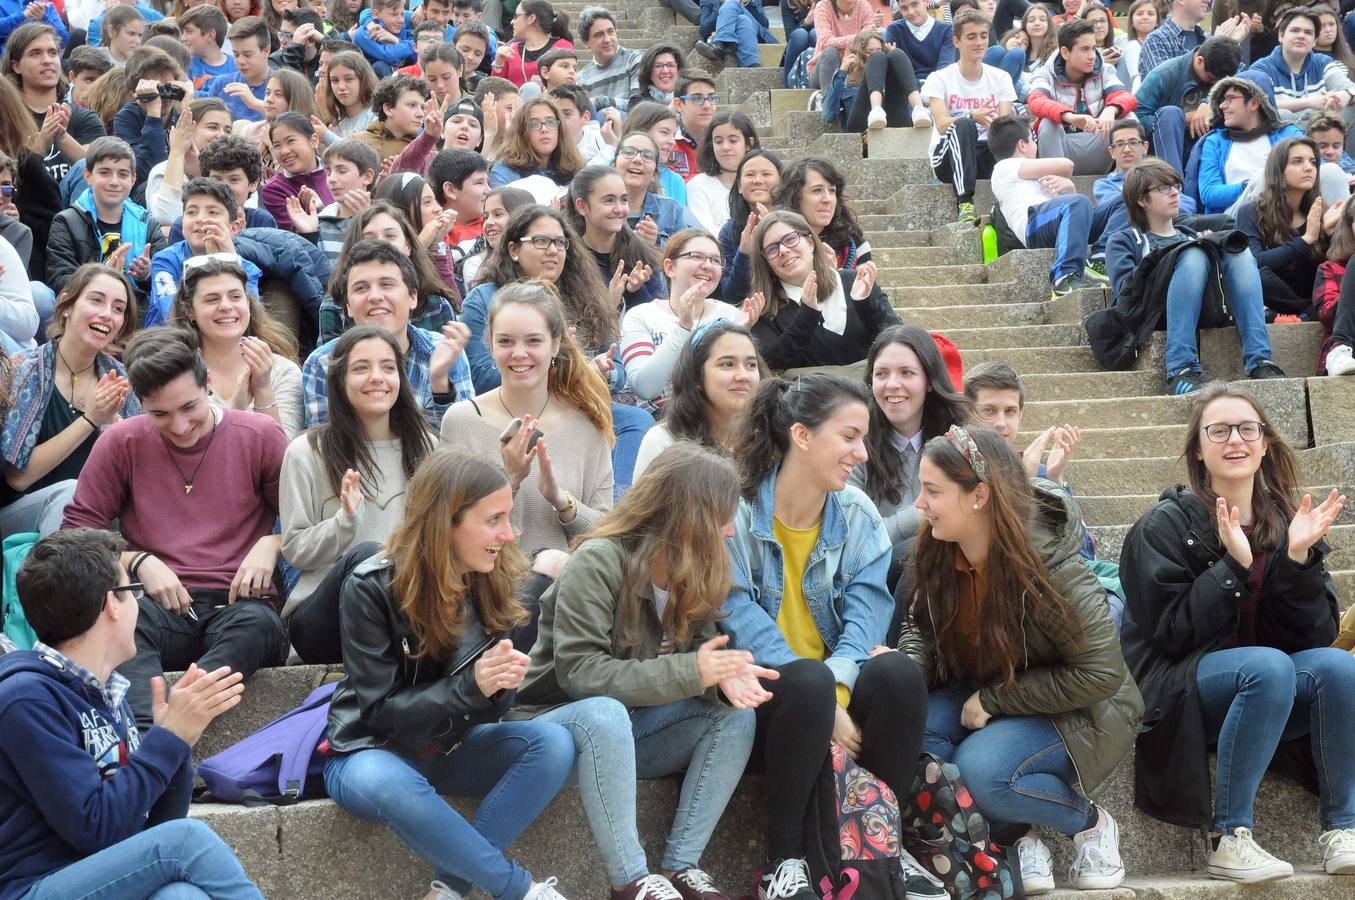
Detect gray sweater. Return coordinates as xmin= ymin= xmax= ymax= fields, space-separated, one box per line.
xmin=848 ymin=435 xmax=922 ymax=562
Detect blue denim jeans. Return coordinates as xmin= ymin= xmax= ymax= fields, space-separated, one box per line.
xmin=714 ymin=0 xmax=762 ymax=66
xmin=23 ymin=819 xmax=262 ymax=899
xmin=1151 ymin=105 xmax=1189 ymax=175
xmin=536 ymin=695 xmax=756 ymax=885
xmin=30 ymin=281 xmax=56 ymax=342
xmin=0 ymin=479 xmax=78 ymax=538
xmin=1197 ymin=646 xmax=1355 ymax=833
xmin=784 ymin=26 xmax=814 ymax=86
xmin=1025 ymin=194 xmax=1114 ymax=283
xmin=610 ymin=402 xmax=653 ymax=499
xmin=323 ymin=720 xmax=575 ymax=899
xmin=982 ymin=46 xmax=1026 ymax=87
xmin=923 ymin=684 xmax=1091 ymax=836
xmin=1164 ymin=246 xmax=1273 ymax=377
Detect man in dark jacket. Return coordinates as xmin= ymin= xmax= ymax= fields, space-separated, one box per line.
xmin=1134 ymin=36 xmax=1241 ymax=173
xmin=0 ymin=528 xmax=259 ymax=899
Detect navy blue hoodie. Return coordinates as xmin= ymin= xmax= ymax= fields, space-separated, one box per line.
xmin=0 ymin=650 xmax=194 ymax=900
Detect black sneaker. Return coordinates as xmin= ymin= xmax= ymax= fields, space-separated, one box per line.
xmin=1167 ymin=369 xmax=1205 ymax=396
xmin=1248 ymin=361 xmax=1286 ymax=379
xmin=895 ymin=850 xmax=948 ymax=899
xmin=758 ymin=859 xmax=815 ymax=900
xmin=693 ymin=40 xmax=722 ymax=63
xmin=1051 ymin=274 xmax=1100 ymax=298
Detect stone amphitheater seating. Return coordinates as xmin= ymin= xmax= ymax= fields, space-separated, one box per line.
xmin=181 ymin=4 xmax=1355 ymax=894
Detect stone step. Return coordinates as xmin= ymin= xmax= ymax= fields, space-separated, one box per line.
xmin=875 ymin=262 xmax=990 ymax=287
xmin=1021 ymin=369 xmax=1165 ymax=400
xmin=939 ymin=323 xmax=1089 ymax=351
xmin=1019 ymin=424 xmax=1190 ymax=460
xmin=898 ymin=300 xmax=1048 ymax=331
xmin=963 ymin=344 xmax=1108 ymax=375
xmin=1309 ymin=377 xmax=1355 ymax=445
xmin=1061 ymin=445 xmax=1355 ymax=500
xmin=872 ymin=245 xmax=977 ymax=267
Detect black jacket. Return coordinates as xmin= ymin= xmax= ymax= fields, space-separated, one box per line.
xmin=46 ymin=202 xmax=164 ymax=298
xmin=325 ymin=554 xmax=515 ymax=757
xmin=235 ymin=227 xmax=334 ymax=319
xmin=1119 ymin=485 xmax=1339 ymax=828
xmin=751 ymin=269 xmax=899 ymax=370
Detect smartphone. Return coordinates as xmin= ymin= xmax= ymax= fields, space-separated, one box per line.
xmin=498 ymin=417 xmax=543 ymax=451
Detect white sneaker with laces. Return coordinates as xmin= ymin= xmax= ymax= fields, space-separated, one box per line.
xmin=426 ymin=881 xmax=464 ymax=900
xmin=1327 ymin=343 xmax=1355 ymax=376
xmin=1016 ymin=834 xmax=1055 ymax=895
xmin=627 ymin=874 xmax=683 ymax=899
xmin=897 ymin=848 xmax=947 ymax=898
xmin=526 ymin=877 xmax=570 ymax=899
xmin=867 ymin=107 xmax=888 ymax=130
xmin=758 ymin=858 xmax=813 ymax=899
xmin=1069 ymin=807 xmax=1125 ymax=890
xmin=911 ymin=104 xmax=932 ymax=128
xmin=1207 ymin=828 xmax=1293 ymax=883
xmin=1321 ymin=828 xmax=1355 ymax=874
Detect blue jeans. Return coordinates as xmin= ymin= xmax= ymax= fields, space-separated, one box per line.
xmin=30 ymin=281 xmax=55 ymax=342
xmin=714 ymin=1 xmax=763 ymax=66
xmin=1197 ymin=646 xmax=1355 ymax=833
xmin=1025 ymin=194 xmax=1114 ymax=283
xmin=1164 ymin=246 xmax=1273 ymax=376
xmin=983 ymin=46 xmax=1026 ymax=87
xmin=323 ymin=720 xmax=575 ymax=899
xmin=23 ymin=819 xmax=262 ymax=899
xmin=923 ymin=684 xmax=1091 ymax=836
xmin=0 ymin=479 xmax=78 ymax=538
xmin=784 ymin=27 xmax=814 ymax=86
xmin=610 ymin=402 xmax=653 ymax=499
xmin=536 ymin=695 xmax=756 ymax=885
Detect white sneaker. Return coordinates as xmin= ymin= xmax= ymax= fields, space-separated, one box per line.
xmin=1207 ymin=828 xmax=1293 ymax=883
xmin=525 ymin=877 xmax=569 ymax=899
xmin=1016 ymin=834 xmax=1055 ymax=895
xmin=1321 ymin=828 xmax=1355 ymax=874
xmin=806 ymin=89 xmax=822 ymax=112
xmin=425 ymin=882 xmax=464 ymax=900
xmin=1327 ymin=343 xmax=1355 ymax=375
xmin=868 ymin=106 xmax=888 ymax=130
xmin=911 ymin=104 xmax=932 ymax=128
xmin=1069 ymin=807 xmax=1126 ymax=890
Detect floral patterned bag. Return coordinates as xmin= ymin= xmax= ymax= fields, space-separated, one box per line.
xmin=800 ymin=742 xmax=907 ymax=899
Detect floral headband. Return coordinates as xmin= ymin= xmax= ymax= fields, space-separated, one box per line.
xmin=945 ymin=425 xmax=987 ymax=481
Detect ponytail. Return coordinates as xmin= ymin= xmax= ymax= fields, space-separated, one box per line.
xmin=520 ymin=0 xmax=573 ymax=42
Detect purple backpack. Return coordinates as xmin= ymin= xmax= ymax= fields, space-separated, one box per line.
xmin=198 ymin=681 xmax=338 ymax=805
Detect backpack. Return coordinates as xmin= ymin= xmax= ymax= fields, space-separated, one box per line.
xmin=1 ymin=533 xmax=39 ymax=651
xmin=899 ymin=753 xmax=1023 ymax=900
xmin=799 ymin=742 xmax=909 ymax=899
xmin=198 ymin=681 xmax=338 ymax=805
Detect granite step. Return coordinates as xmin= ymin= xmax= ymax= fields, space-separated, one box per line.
xmin=897 ymin=300 xmax=1049 ymax=331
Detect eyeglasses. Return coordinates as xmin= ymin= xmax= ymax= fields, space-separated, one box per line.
xmin=652 ymin=61 xmax=679 ymax=70
xmin=1201 ymin=421 xmax=1265 ymax=443
xmin=527 ymin=117 xmax=560 ymax=132
xmin=1149 ymin=184 xmax=1182 ymax=197
xmin=678 ymin=92 xmax=719 ymax=106
xmin=761 ymin=229 xmax=810 ymax=260
xmin=277 ymin=29 xmax=293 ymax=40
xmin=674 ymin=250 xmax=722 ymax=267
xmin=520 ymin=234 xmax=569 ymax=251
xmin=109 ymin=583 xmax=145 ymax=602
xmin=617 ymin=145 xmax=659 ymax=162
xmin=184 ymin=252 xmax=244 ymax=272
xmin=1110 ymin=138 xmax=1144 ymax=151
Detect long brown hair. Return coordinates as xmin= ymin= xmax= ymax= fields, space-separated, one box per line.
xmin=494 ymin=97 xmax=585 ymax=182
xmin=0 ymin=76 xmax=38 ymax=163
xmin=1184 ymin=384 xmax=1299 ymax=554
xmin=1 ymin=23 xmax=70 ymax=99
xmin=749 ymin=210 xmax=838 ymax=321
xmin=49 ymin=263 xmax=139 ymax=346
xmin=387 ymin=448 xmax=529 ymax=660
xmin=169 ymin=256 xmax=299 ymax=361
xmin=487 ymin=280 xmax=614 ymax=443
xmin=909 ymin=427 xmax=1082 ymax=688
xmin=581 ymin=441 xmax=738 ymax=647
xmin=843 ymin=29 xmax=884 ymax=85
xmin=1327 ymin=184 xmax=1355 ymax=261
xmin=319 ymin=51 xmax=378 ymax=123
xmin=1021 ymin=3 xmax=1059 ymax=66
xmin=1257 ymin=136 xmax=1323 ymax=252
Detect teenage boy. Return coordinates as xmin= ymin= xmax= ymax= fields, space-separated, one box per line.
xmin=1028 ymin=19 xmax=1137 ymax=175
xmin=474 ymin=75 xmax=518 ymax=155
xmin=355 ymin=0 xmax=416 ymax=74
xmin=62 ymin=327 xmax=290 ymax=729
xmin=989 ymin=114 xmax=1111 ymax=297
xmin=445 ymin=94 xmax=486 ymax=151
xmin=577 ymin=6 xmax=643 ymax=111
xmin=203 ymin=16 xmax=273 ymax=123
xmin=149 ymin=177 xmax=261 ymax=326
xmin=1134 ymin=36 xmax=1240 ymax=174
xmin=0 ymin=528 xmax=262 ymax=900
xmin=549 ymin=83 xmax=614 ymax=163
xmin=1105 ymin=157 xmax=1284 ymax=394
xmin=179 ymin=4 xmax=236 ymax=89
xmin=695 ymin=0 xmax=776 ymax=68
xmin=451 ymin=0 xmax=497 ymax=70
xmin=271 ymin=8 xmax=325 ymax=83
xmin=429 ymin=147 xmax=490 ymax=254
xmin=396 ymin=20 xmax=448 ymax=76
xmin=1139 ymin=0 xmax=1248 ymax=79
xmin=885 ymin=0 xmax=955 ymax=84
xmin=1194 ymin=75 xmax=1306 ymax=214
xmin=453 ymin=19 xmax=491 ymax=89
xmin=922 ymin=9 xmax=1016 ymax=224
xmin=1308 ymin=114 xmax=1355 ymax=177
xmin=1245 ymin=7 xmax=1355 ymax=125
xmin=6 ymin=22 xmax=107 ymax=185
xmin=302 ymin=239 xmax=474 ymax=428
xmin=47 ymin=137 xmax=155 ymax=296
xmin=299 ymin=137 xmax=378 ymax=262
xmin=102 ymin=5 xmax=146 ymax=65
xmin=671 ymin=71 xmax=716 ymax=180
xmin=66 ymin=45 xmax=115 ymax=107
xmin=115 ymin=46 xmax=192 ymax=192
xmin=164 ymin=135 xmax=275 ymax=243
xmin=354 ymin=72 xmax=431 ymax=162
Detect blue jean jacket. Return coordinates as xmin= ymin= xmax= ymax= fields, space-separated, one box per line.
xmin=720 ymin=469 xmax=894 ymax=693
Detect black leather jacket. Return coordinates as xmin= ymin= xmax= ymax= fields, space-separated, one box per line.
xmin=325 ymin=554 xmax=513 ymax=757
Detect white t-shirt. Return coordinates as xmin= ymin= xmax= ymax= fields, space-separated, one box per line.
xmin=991 ymin=157 xmax=1055 ymax=246
xmin=1225 ymin=135 xmax=1271 ymax=191
xmin=620 ymin=297 xmax=743 ymax=403
xmin=686 ymin=173 xmax=733 ymax=234
xmin=920 ymin=63 xmax=1017 ymax=152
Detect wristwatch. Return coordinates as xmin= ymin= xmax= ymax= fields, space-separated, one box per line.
xmin=556 ymin=490 xmax=577 ymax=523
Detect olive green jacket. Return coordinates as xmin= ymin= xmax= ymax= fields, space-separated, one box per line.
xmin=510 ymin=537 xmax=719 ymax=718
xmin=896 ymin=480 xmax=1144 ymax=795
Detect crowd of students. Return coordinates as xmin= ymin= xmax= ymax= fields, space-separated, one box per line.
xmin=0 ymin=0 xmax=1351 ymax=898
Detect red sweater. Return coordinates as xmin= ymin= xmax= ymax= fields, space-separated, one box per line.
xmin=62 ymin=409 xmax=287 ymax=592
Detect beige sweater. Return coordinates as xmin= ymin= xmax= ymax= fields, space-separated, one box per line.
xmin=439 ymin=399 xmax=613 ymax=555
xmin=279 ymin=434 xmax=412 ymax=616
xmin=206 ymin=354 xmax=305 ymax=440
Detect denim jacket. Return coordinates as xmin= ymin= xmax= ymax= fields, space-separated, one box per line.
xmin=720 ymin=468 xmax=894 ymax=693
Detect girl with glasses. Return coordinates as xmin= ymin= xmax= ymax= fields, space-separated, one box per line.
xmin=1121 ymin=385 xmax=1353 ymax=884
xmin=606 ymin=132 xmax=695 ymax=250
xmin=490 ymin=97 xmax=586 ymax=189
xmin=620 ymin=102 xmax=691 ymax=206
xmin=565 ymin=164 xmax=663 ymax=310
xmin=745 ymin=209 xmax=897 ymax=370
xmin=1107 ymin=157 xmax=1281 ymax=397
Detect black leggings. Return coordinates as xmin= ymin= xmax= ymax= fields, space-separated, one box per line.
xmin=287 ymin=540 xmax=381 ymax=664
xmin=845 ymin=48 xmax=919 ymax=133
xmin=754 ymin=652 xmax=928 ymax=858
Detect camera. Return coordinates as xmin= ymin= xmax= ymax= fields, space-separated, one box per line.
xmin=157 ymin=82 xmax=186 ymax=101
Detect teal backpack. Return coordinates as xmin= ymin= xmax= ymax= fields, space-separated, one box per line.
xmin=2 ymin=532 xmax=39 ymax=650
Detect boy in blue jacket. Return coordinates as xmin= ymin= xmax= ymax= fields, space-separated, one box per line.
xmin=0 ymin=528 xmax=258 ymax=900
xmin=356 ymin=0 xmax=417 ymax=75
xmin=1134 ymin=36 xmax=1240 ymax=174
xmin=1193 ymin=75 xmax=1305 ymax=214
xmin=1243 ymin=7 xmax=1355 ymax=126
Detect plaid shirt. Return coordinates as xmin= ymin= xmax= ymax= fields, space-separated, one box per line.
xmin=1139 ymin=18 xmax=1206 ymax=80
xmin=33 ymin=641 xmax=137 ymax=738
xmin=302 ymin=324 xmax=474 ymax=429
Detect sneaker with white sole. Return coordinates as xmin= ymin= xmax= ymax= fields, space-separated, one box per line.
xmin=426 ymin=881 xmax=464 ymax=900
xmin=911 ymin=104 xmax=932 ymax=128
xmin=1069 ymin=807 xmax=1126 ymax=890
xmin=1207 ymin=828 xmax=1293 ymax=883
xmin=758 ymin=858 xmax=815 ymax=899
xmin=806 ymin=89 xmax=822 ymax=112
xmin=1016 ymin=834 xmax=1056 ymax=895
xmin=1327 ymin=343 xmax=1355 ymax=376
xmin=526 ymin=877 xmax=570 ymax=899
xmin=1321 ymin=828 xmax=1355 ymax=874
xmin=669 ymin=867 xmax=729 ymax=899
xmin=611 ymin=874 xmax=683 ymax=900
xmin=896 ymin=849 xmax=947 ymax=899
xmin=867 ymin=107 xmax=888 ymax=129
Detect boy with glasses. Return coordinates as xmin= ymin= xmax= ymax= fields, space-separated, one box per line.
xmin=1104 ymin=157 xmax=1282 ymax=395
xmin=671 ymin=72 xmax=717 ymax=179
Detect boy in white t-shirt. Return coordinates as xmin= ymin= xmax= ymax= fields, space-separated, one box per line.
xmin=921 ymin=8 xmax=1017 ymax=224
xmin=988 ymin=114 xmax=1115 ymax=298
